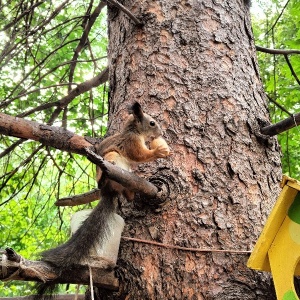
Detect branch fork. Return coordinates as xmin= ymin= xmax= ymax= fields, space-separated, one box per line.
xmin=84 ymin=147 xmax=169 ymax=200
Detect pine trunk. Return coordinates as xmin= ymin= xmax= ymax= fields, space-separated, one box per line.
xmin=103 ymin=0 xmax=282 ymax=299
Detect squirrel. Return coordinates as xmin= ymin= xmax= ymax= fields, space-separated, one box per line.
xmin=35 ymin=102 xmax=170 ymax=297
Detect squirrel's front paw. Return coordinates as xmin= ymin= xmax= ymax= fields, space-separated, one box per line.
xmin=151 ymin=137 xmax=171 ymax=158
xmin=156 ymin=145 xmax=171 ymax=157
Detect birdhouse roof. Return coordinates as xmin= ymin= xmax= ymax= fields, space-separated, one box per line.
xmin=247 ymin=175 xmax=300 ymax=272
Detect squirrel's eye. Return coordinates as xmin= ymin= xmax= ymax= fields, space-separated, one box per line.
xmin=150 ymin=121 xmax=155 ymax=127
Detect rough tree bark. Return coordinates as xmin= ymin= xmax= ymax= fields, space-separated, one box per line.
xmin=101 ymin=0 xmax=282 ymax=299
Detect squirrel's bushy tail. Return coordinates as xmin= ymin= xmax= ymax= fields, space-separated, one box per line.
xmin=34 ymin=282 xmax=59 ymax=300
xmin=42 ymin=186 xmax=116 ymax=268
xmin=35 ymin=183 xmax=117 ymax=299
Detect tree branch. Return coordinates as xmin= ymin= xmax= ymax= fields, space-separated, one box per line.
xmin=265 ymin=0 xmax=290 ymax=36
xmin=105 ymin=0 xmax=142 ymax=26
xmin=0 ymin=0 xmax=71 ymax=67
xmin=0 ymin=112 xmax=98 ymax=155
xmin=17 ymin=67 xmax=109 ymax=118
xmin=284 ymin=54 xmax=300 ymax=86
xmin=0 ymin=139 xmax=26 ymax=159
xmin=85 ymin=148 xmax=159 ymax=198
xmin=2 ymin=1 xmax=45 ymax=31
xmin=256 ymin=45 xmax=300 ymax=55
xmin=56 ymin=189 xmax=100 ymax=206
xmin=261 ymin=112 xmax=300 ymax=136
xmin=0 ymin=248 xmax=118 ymax=290
xmin=68 ymin=1 xmax=106 ymax=88
xmin=267 ymin=95 xmax=292 ymax=116
xmin=0 ymin=145 xmax=44 ymax=200
xmin=0 ymin=113 xmax=168 ymax=201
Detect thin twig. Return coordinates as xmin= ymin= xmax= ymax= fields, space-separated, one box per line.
xmin=0 ymin=145 xmax=44 ymax=200
xmin=68 ymin=1 xmax=106 ymax=90
xmin=2 ymin=1 xmax=44 ymax=31
xmin=15 ymin=67 xmax=108 ymax=118
xmin=265 ymin=0 xmax=290 ymax=36
xmin=14 ymin=83 xmax=77 ymax=101
xmin=284 ymin=54 xmax=300 ymax=86
xmin=0 ymin=139 xmax=25 ymax=159
xmin=0 ymin=0 xmax=70 ymax=66
xmin=267 ymin=95 xmax=292 ymax=116
xmin=0 ymin=38 xmax=81 ymax=108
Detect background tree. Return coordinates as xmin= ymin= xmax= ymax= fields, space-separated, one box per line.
xmin=0 ymin=0 xmax=299 ymax=299
xmin=251 ymin=0 xmax=300 ymax=176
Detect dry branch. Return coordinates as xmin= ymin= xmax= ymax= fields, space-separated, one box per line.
xmin=0 ymin=113 xmax=167 ymax=202
xmin=0 ymin=248 xmax=118 ymax=290
xmin=56 ymin=189 xmax=100 ymax=206
xmin=85 ymin=148 xmax=159 ymax=198
xmin=261 ymin=112 xmax=300 ymax=136
xmin=0 ymin=112 xmax=99 ymax=155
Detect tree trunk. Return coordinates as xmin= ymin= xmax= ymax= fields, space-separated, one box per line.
xmin=104 ymin=0 xmax=282 ymax=299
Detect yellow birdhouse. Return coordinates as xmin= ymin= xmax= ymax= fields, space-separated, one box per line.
xmin=247 ymin=175 xmax=300 ymax=300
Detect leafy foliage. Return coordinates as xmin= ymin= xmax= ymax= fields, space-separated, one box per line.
xmin=0 ymin=0 xmax=108 ymax=295
xmin=251 ymin=0 xmax=300 ymax=177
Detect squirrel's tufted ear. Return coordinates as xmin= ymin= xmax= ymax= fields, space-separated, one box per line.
xmin=129 ymin=102 xmax=143 ymax=121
